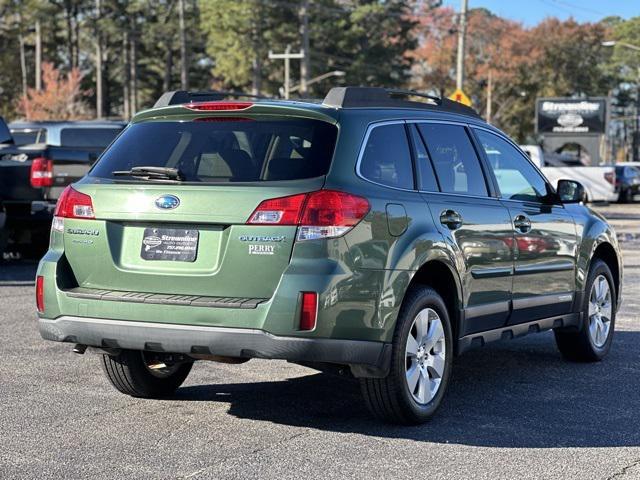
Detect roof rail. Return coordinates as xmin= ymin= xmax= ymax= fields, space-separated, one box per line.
xmin=154 ymin=90 xmax=271 ymax=108
xmin=322 ymin=87 xmax=480 ymax=118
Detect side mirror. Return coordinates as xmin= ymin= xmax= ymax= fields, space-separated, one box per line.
xmin=557 ymin=179 xmax=587 ymax=204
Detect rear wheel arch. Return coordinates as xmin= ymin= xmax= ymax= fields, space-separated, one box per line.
xmin=405 ymin=259 xmax=462 ymax=350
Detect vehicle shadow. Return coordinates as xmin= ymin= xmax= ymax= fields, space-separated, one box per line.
xmin=175 ymin=330 xmax=640 ymax=448
xmin=0 ymin=261 xmax=37 ymax=286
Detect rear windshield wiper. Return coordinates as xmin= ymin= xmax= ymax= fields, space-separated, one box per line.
xmin=112 ymin=166 xmax=185 ymax=181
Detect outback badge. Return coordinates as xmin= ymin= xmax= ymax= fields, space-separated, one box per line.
xmin=155 ymin=194 xmax=180 ymax=210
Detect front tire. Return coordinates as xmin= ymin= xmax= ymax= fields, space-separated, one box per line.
xmin=555 ymin=259 xmax=616 ymax=362
xmin=361 ymin=286 xmax=453 ymax=425
xmin=101 ymin=350 xmax=193 ymax=398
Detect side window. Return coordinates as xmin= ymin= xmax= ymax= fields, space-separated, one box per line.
xmin=408 ymin=124 xmax=439 ymax=192
xmin=474 ymin=129 xmax=549 ymax=202
xmin=360 ymin=124 xmax=414 ymax=190
xmin=417 ymin=123 xmax=488 ymax=197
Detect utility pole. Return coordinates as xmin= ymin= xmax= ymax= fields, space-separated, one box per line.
xmin=178 ymin=0 xmax=188 ymax=90
xmin=35 ymin=20 xmax=42 ymax=91
xmin=269 ymin=46 xmax=304 ymax=99
xmin=486 ymin=69 xmax=492 ymax=123
xmin=455 ymin=0 xmax=468 ymax=91
xmin=95 ymin=0 xmax=103 ymax=118
xmin=299 ymin=0 xmax=310 ymax=97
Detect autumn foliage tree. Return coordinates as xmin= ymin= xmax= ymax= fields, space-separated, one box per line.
xmin=17 ymin=62 xmax=90 ymax=120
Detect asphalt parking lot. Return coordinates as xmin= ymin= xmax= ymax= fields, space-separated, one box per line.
xmin=2 ymin=204 xmax=640 ymax=480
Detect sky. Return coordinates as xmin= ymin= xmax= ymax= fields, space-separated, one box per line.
xmin=441 ymin=0 xmax=638 ymax=26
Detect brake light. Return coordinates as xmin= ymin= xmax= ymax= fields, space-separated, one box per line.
xmin=30 ymin=157 xmax=53 ymax=187
xmin=36 ymin=276 xmax=45 ymax=313
xmin=300 ymin=292 xmax=318 ymax=330
xmin=185 ymin=101 xmax=253 ymax=111
xmin=246 ymin=190 xmax=370 ymax=240
xmin=54 ymin=186 xmax=95 ymax=219
xmin=605 ymin=171 xmax=615 ymax=185
xmin=248 ymin=193 xmax=307 ymax=225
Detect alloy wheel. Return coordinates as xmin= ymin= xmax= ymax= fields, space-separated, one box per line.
xmin=588 ymin=274 xmax=612 ymax=348
xmin=405 ymin=308 xmax=447 ymax=404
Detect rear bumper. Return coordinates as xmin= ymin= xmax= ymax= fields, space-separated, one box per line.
xmin=38 ymin=316 xmax=392 ymax=378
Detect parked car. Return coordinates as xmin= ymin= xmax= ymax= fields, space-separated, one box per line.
xmin=520 ymin=145 xmax=617 ymax=203
xmin=0 ymin=117 xmax=125 ymax=257
xmin=614 ymin=164 xmax=640 ymax=203
xmin=36 ymin=88 xmax=622 ymax=425
xmin=9 ymin=120 xmax=125 ymax=148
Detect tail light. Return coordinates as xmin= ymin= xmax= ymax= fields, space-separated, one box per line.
xmin=299 ymin=292 xmax=318 ymax=331
xmin=605 ymin=171 xmax=615 ymax=185
xmin=52 ymin=186 xmax=95 ymax=232
xmin=247 ymin=190 xmax=369 ymax=241
xmin=36 ymin=276 xmax=45 ymax=313
xmin=185 ymin=101 xmax=253 ymax=111
xmin=30 ymin=157 xmax=53 ymax=187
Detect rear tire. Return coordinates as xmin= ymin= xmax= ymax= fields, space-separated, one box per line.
xmin=101 ymin=350 xmax=193 ymax=398
xmin=360 ymin=286 xmax=453 ymax=425
xmin=554 ymin=259 xmax=616 ymax=362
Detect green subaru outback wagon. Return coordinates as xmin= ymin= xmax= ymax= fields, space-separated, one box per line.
xmin=36 ymin=87 xmax=622 ymax=424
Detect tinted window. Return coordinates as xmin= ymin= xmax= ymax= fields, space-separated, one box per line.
xmin=475 ymin=129 xmax=548 ymax=202
xmin=60 ymin=128 xmax=123 ymax=149
xmin=10 ymin=129 xmax=47 ymax=145
xmin=408 ymin=124 xmax=439 ymax=191
xmin=90 ymin=119 xmax=338 ymax=183
xmin=360 ymin=124 xmax=414 ymax=189
xmin=417 ymin=123 xmax=487 ymax=196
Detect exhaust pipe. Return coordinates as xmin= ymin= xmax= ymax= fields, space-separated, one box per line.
xmin=72 ymin=344 xmax=87 ymax=355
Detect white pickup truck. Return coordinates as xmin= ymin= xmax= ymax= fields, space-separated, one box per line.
xmin=519 ymin=145 xmax=617 ymax=203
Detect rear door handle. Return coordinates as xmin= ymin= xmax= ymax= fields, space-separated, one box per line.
xmin=513 ymin=214 xmax=531 ymax=233
xmin=440 ymin=209 xmax=463 ymax=230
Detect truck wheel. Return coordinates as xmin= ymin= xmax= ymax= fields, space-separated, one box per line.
xmin=555 ymin=259 xmax=616 ymax=362
xmin=101 ymin=350 xmax=193 ymax=398
xmin=360 ymin=286 xmax=453 ymax=425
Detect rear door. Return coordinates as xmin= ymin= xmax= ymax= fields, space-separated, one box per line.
xmin=64 ymin=116 xmax=338 ymax=300
xmin=413 ymin=122 xmax=514 ymax=335
xmin=472 ymin=128 xmax=578 ymax=324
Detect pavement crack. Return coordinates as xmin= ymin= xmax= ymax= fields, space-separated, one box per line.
xmin=605 ymin=458 xmax=640 ymax=480
xmin=176 ymin=431 xmax=308 ymax=479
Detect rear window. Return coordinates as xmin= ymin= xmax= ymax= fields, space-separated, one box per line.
xmin=90 ymin=118 xmax=338 ymax=183
xmin=61 ymin=128 xmax=122 ymax=149
xmin=11 ymin=129 xmax=47 ymax=145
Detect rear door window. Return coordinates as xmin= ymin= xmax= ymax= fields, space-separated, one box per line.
xmin=90 ymin=118 xmax=338 ymax=183
xmin=417 ymin=123 xmax=488 ymax=197
xmin=359 ymin=123 xmax=414 ymax=190
xmin=60 ymin=128 xmax=123 ymax=149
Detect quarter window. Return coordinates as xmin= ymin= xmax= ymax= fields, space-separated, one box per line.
xmin=360 ymin=124 xmax=414 ymax=190
xmin=417 ymin=123 xmax=488 ymax=197
xmin=474 ymin=129 xmax=549 ymax=202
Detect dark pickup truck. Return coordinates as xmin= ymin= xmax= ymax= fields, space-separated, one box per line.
xmin=0 ymin=117 xmax=124 ymax=257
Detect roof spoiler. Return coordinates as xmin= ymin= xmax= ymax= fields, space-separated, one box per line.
xmin=154 ymin=90 xmax=271 ymax=108
xmin=322 ymin=87 xmax=480 ymax=118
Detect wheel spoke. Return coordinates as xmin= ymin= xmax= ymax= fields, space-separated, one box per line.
xmin=415 ymin=310 xmax=429 ymax=343
xmin=588 ymin=301 xmax=598 ymax=317
xmin=406 ymin=333 xmax=419 ymax=356
xmin=601 ymin=302 xmax=612 ymax=323
xmin=589 ymin=315 xmax=599 ymax=341
xmin=406 ymin=364 xmax=420 ymax=393
xmin=416 ymin=371 xmax=429 ymax=403
xmin=428 ymin=352 xmax=446 ymax=379
xmin=425 ymin=317 xmax=444 ymax=350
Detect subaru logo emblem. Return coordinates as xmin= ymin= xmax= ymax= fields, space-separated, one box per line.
xmin=155 ymin=195 xmax=180 ymax=210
